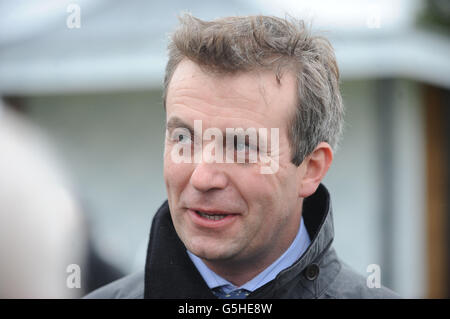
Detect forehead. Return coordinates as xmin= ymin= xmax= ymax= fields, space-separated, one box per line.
xmin=166 ymin=59 xmax=297 ymax=128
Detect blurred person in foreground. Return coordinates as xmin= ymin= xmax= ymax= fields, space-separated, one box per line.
xmin=86 ymin=14 xmax=399 ymax=299
xmin=0 ymin=102 xmax=122 ymax=298
xmin=0 ymin=102 xmax=87 ymax=298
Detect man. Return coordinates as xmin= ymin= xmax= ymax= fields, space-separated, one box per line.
xmin=86 ymin=14 xmax=399 ymax=299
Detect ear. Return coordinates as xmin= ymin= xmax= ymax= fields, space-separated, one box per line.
xmin=298 ymin=142 xmax=333 ymax=198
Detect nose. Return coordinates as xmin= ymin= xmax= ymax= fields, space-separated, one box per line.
xmin=189 ymin=161 xmax=228 ymax=192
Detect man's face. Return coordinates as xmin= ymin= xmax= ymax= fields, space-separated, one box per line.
xmin=164 ymin=60 xmax=305 ymax=267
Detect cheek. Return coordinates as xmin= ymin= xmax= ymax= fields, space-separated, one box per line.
xmin=241 ymin=168 xmax=296 ymax=218
xmin=237 ymin=174 xmax=278 ymax=217
xmin=163 ymin=151 xmax=192 ymax=195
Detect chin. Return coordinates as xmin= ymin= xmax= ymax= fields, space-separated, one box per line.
xmin=187 ymin=240 xmax=234 ymax=261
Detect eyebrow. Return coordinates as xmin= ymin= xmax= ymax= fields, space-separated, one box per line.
xmin=166 ymin=117 xmax=194 ymax=135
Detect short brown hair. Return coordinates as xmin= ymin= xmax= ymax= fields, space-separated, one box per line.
xmin=163 ymin=14 xmax=344 ymax=165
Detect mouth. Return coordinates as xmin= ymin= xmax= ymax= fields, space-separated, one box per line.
xmin=195 ymin=210 xmax=229 ymax=221
xmin=187 ymin=208 xmax=239 ymax=228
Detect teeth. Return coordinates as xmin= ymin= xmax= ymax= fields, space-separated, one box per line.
xmin=196 ymin=211 xmax=227 ymax=221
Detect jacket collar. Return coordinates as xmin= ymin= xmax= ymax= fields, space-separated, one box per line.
xmin=144 ymin=183 xmax=335 ymax=298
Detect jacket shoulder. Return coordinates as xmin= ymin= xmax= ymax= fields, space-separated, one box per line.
xmin=323 ymin=262 xmax=401 ymax=299
xmin=83 ymin=270 xmax=144 ymax=299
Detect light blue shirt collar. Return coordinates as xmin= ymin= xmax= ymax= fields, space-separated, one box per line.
xmin=187 ymin=217 xmax=311 ymax=294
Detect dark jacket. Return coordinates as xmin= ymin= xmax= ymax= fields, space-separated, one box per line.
xmin=85 ymin=184 xmax=400 ymax=299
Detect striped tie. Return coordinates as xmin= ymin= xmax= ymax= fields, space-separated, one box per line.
xmin=212 ymin=287 xmax=250 ymax=299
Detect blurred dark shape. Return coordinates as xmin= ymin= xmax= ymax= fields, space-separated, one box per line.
xmin=418 ymin=0 xmax=450 ymax=32
xmin=84 ymin=241 xmax=124 ymax=294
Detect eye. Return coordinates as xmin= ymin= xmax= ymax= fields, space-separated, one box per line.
xmin=233 ymin=136 xmax=253 ymax=153
xmin=234 ymin=140 xmax=249 ymax=152
xmin=178 ymin=134 xmax=186 ymax=142
xmin=171 ymin=129 xmax=192 ymax=144
xmin=178 ymin=133 xmax=191 ymax=144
